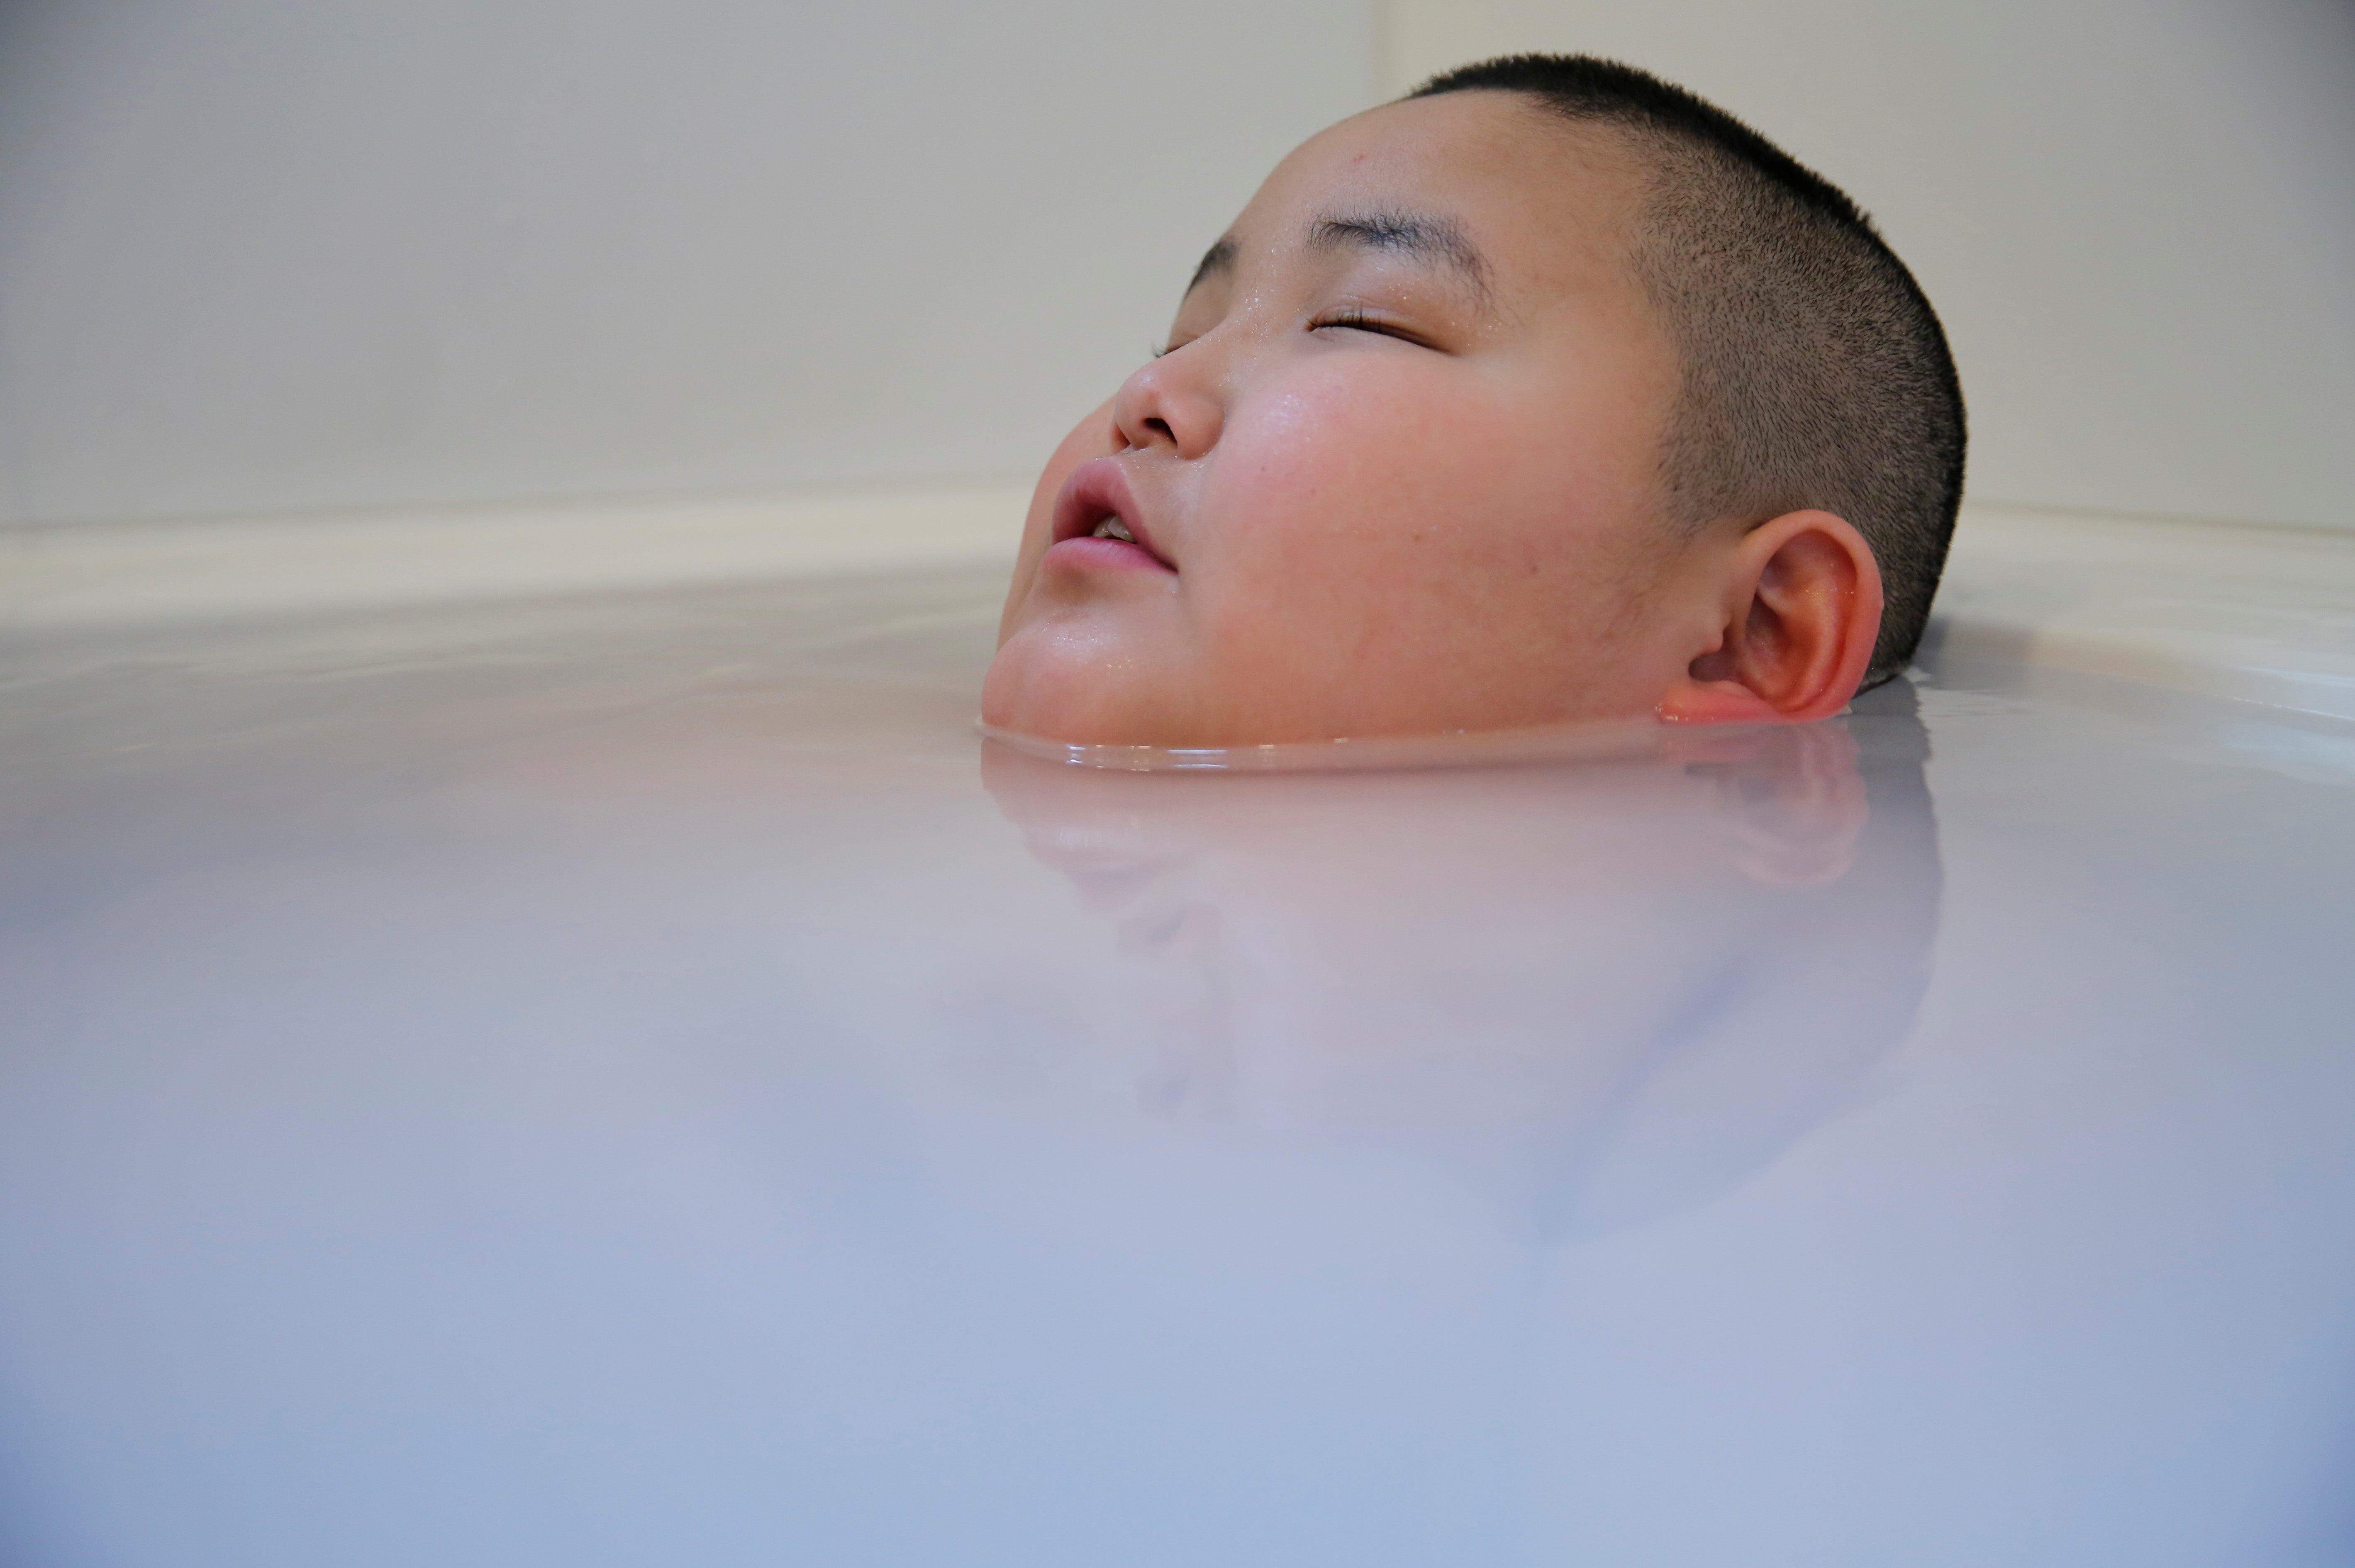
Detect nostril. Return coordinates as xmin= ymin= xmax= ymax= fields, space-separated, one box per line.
xmin=1143 ymin=416 xmax=1175 ymax=441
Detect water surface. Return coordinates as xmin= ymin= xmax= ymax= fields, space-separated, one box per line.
xmin=3 ymin=565 xmax=2353 ymax=1566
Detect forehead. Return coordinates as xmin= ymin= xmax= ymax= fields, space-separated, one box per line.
xmin=1225 ymin=91 xmax=1652 ymax=299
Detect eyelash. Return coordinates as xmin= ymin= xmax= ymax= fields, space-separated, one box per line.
xmin=1153 ymin=312 xmax=1426 ymax=360
xmin=1309 ymin=307 xmax=1419 ymax=342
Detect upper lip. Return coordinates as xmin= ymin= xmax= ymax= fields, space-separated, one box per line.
xmin=1052 ymin=459 xmax=1174 ymax=569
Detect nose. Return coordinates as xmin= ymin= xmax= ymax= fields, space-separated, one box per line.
xmin=1110 ymin=341 xmax=1224 ymax=460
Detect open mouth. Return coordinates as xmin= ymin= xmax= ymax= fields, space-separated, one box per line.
xmin=1049 ymin=460 xmax=1176 ymax=573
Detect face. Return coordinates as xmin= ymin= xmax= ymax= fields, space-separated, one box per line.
xmin=984 ymin=91 xmax=1725 ymax=747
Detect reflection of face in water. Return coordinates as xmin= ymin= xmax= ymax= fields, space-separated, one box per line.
xmin=983 ymin=683 xmax=1942 ymax=1235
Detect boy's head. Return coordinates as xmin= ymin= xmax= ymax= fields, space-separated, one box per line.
xmin=985 ymin=55 xmax=1964 ymax=747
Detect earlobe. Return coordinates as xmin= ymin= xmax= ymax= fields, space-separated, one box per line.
xmin=1655 ymin=510 xmax=1883 ymax=726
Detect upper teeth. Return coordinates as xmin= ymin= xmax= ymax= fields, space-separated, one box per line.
xmin=1092 ymin=517 xmax=1135 ymax=543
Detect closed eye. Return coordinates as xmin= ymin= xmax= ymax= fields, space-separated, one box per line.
xmin=1309 ymin=308 xmax=1436 ymax=348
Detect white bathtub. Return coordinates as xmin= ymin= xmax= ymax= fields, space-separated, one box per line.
xmin=0 ymin=499 xmax=2350 ymax=1566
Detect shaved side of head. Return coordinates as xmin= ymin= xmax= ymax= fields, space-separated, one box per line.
xmin=1411 ymin=55 xmax=1966 ymax=683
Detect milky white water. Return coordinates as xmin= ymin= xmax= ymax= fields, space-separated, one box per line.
xmin=4 ymin=562 xmax=2353 ymax=1566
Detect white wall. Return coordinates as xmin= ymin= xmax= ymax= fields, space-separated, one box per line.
xmin=1384 ymin=0 xmax=2355 ymax=531
xmin=0 ymin=0 xmax=1372 ymax=525
xmin=4 ymin=0 xmax=2349 ymax=534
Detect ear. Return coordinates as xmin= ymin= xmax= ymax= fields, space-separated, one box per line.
xmin=1656 ymin=510 xmax=1884 ymax=726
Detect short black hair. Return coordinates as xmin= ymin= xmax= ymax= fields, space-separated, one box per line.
xmin=1410 ymin=55 xmax=1965 ymax=684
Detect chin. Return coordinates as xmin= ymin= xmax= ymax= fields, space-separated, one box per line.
xmin=981 ymin=638 xmax=1180 ymax=747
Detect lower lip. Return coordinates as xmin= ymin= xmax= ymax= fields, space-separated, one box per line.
xmin=1044 ymin=536 xmax=1174 ymax=575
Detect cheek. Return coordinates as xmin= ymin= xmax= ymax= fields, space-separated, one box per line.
xmin=1209 ymin=371 xmax=1468 ymax=543
xmin=1174 ymin=355 xmax=1685 ymax=731
xmin=1198 ymin=362 xmax=1639 ymax=623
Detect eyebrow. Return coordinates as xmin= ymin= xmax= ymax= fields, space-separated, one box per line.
xmin=1185 ymin=237 xmax=1238 ymax=294
xmin=1305 ymin=210 xmax=1492 ymax=295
